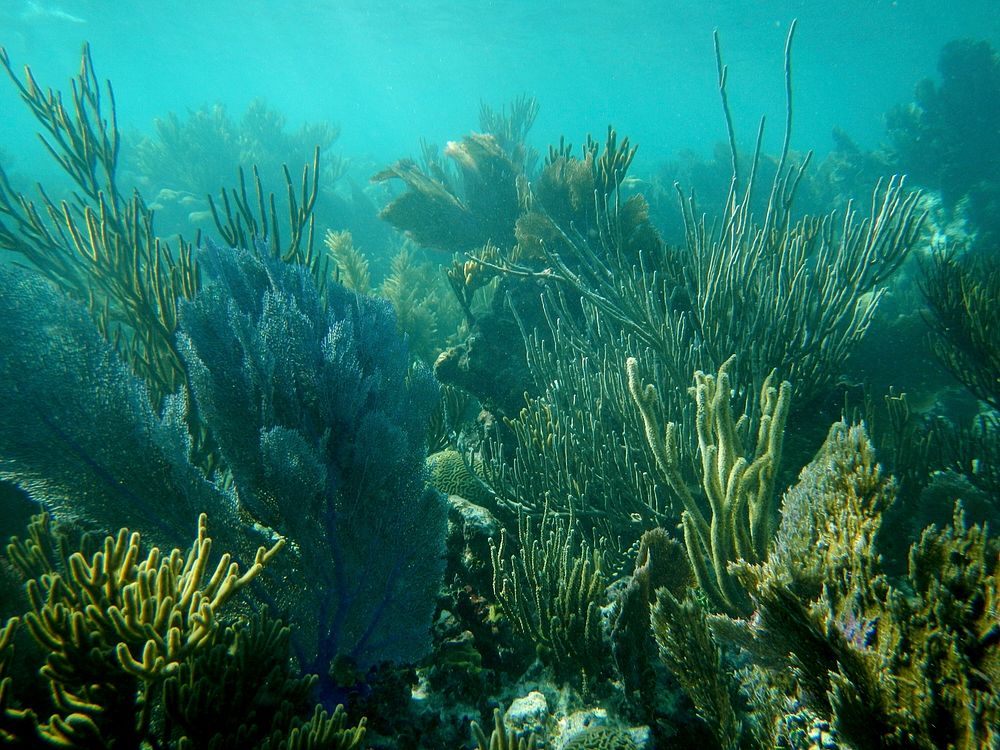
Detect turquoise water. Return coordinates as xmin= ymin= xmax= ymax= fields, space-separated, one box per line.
xmin=2 ymin=0 xmax=998 ymax=171
xmin=3 ymin=3 xmax=1000 ymax=748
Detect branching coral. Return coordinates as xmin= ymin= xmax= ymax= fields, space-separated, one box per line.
xmin=490 ymin=511 xmax=609 ymax=687
xmin=629 ymin=355 xmax=791 ymax=616
xmin=0 ymin=617 xmax=27 ymax=743
xmin=1 ymin=513 xmax=281 ymax=746
xmin=258 ymin=704 xmax=367 ymax=750
xmin=651 ymin=589 xmax=742 ymax=750
xmin=482 ymin=326 xmax=671 ymax=555
xmin=0 ymin=238 xmax=448 ymax=702
xmin=1 ymin=516 xmax=368 ymax=749
xmin=373 ymin=133 xmax=522 ymax=254
xmin=708 ymin=422 xmax=1000 ymax=750
xmin=513 ymin=126 xmax=647 ymax=264
xmin=530 ymin=27 xmax=921 ymax=434
xmin=0 ymin=44 xmax=200 ymax=407
xmin=921 ymin=247 xmax=1000 ymax=410
xmin=471 ymin=707 xmax=538 ymax=750
xmin=209 ymin=145 xmax=327 ymax=293
xmin=479 ymin=94 xmax=540 ymax=174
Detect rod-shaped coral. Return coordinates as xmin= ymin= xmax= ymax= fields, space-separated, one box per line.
xmin=628 ymin=356 xmax=791 ymax=616
xmin=15 ymin=514 xmax=282 ymax=681
xmin=5 ymin=513 xmax=280 ymax=746
xmin=0 ymin=45 xmax=200 ymax=406
xmin=490 ymin=510 xmax=609 ymax=687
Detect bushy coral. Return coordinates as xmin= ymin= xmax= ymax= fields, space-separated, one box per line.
xmin=0 ymin=514 xmax=356 ymax=748
xmin=705 ymin=423 xmax=1000 ymax=750
xmin=0 ymin=241 xmax=448 ymax=705
xmin=0 ymin=46 xmax=200 ymax=406
xmin=127 ymin=99 xmax=343 ymax=238
xmin=921 ymin=247 xmax=1000 ymax=410
xmin=490 ymin=511 xmax=610 ymax=688
xmin=372 ymin=133 xmax=521 ymax=255
xmin=177 ymin=242 xmax=448 ymax=686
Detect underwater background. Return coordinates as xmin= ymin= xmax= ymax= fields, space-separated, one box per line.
xmin=1 ymin=1 xmax=999 ymax=749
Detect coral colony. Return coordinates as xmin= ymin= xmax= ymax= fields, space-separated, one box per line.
xmin=0 ymin=23 xmax=998 ymax=750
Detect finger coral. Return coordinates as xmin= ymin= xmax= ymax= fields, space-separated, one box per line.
xmin=2 ymin=513 xmax=282 ymax=746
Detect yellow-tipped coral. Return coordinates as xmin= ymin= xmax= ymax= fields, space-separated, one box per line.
xmin=3 ymin=513 xmax=283 ymax=746
xmin=628 ymin=355 xmax=791 ymax=616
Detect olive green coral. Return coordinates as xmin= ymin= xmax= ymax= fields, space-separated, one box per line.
xmin=651 ymin=589 xmax=742 ymax=750
xmin=259 ymin=705 xmax=366 ymax=750
xmin=1 ymin=513 xmax=283 ymax=746
xmin=629 ymin=355 xmax=791 ymax=616
xmin=921 ymin=248 xmax=1000 ymax=410
xmin=713 ymin=423 xmax=999 ymax=750
xmin=470 ymin=707 xmax=538 ymax=750
xmin=0 ymin=45 xmax=200 ymax=407
xmin=490 ymin=511 xmax=609 ymax=687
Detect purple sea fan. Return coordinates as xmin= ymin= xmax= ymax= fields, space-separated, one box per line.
xmin=178 ymin=242 xmax=447 ymax=699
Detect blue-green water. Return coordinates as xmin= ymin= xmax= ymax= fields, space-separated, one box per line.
xmin=2 ymin=0 xmax=998 ymax=170
xmin=2 ymin=3 xmax=1000 ymax=749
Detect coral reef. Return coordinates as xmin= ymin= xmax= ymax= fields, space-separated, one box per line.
xmin=490 ymin=512 xmax=609 ymax=689
xmin=0 ymin=242 xmax=448 ymax=704
xmin=886 ymin=38 xmax=1000 ymax=246
xmin=0 ymin=514 xmax=367 ymax=747
xmin=0 ymin=45 xmax=200 ymax=406
xmin=177 ymin=243 xmax=448 ymax=685
xmin=629 ymin=356 xmax=791 ymax=616
xmin=1 ymin=23 xmax=998 ymax=750
xmin=650 ymin=420 xmax=1000 ymax=750
xmin=372 ymin=133 xmax=522 ymax=255
xmin=921 ymin=247 xmax=1000 ymax=410
xmin=128 ymin=99 xmax=341 ymax=205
